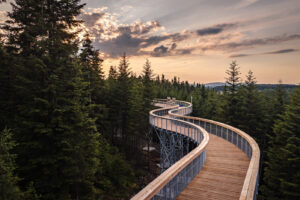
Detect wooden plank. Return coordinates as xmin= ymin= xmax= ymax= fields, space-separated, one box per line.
xmin=177 ymin=134 xmax=250 ymax=200
xmin=131 ymin=100 xmax=260 ymax=200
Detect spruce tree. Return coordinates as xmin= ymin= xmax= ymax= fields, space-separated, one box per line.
xmin=263 ymin=88 xmax=300 ymax=199
xmin=127 ymin=80 xmax=145 ymax=160
xmin=237 ymin=70 xmax=265 ymax=141
xmin=223 ymin=61 xmax=241 ymax=126
xmin=5 ymin=1 xmax=102 ymax=199
xmin=272 ymin=81 xmax=287 ymax=122
xmin=104 ymin=66 xmax=120 ymax=143
xmin=141 ymin=59 xmax=154 ymax=128
xmin=0 ymin=44 xmax=19 ymax=130
xmin=0 ymin=128 xmax=22 ymax=200
xmin=79 ymin=34 xmax=106 ymax=133
xmin=117 ymin=53 xmax=132 ymax=143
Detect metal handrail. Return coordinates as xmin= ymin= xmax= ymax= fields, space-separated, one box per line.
xmin=169 ymin=100 xmax=260 ymax=200
xmin=131 ymin=99 xmax=209 ymax=200
xmin=131 ymin=99 xmax=260 ymax=200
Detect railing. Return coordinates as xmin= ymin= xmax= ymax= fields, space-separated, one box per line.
xmin=131 ymin=99 xmax=260 ymax=200
xmin=169 ymin=100 xmax=260 ymax=200
xmin=131 ymin=99 xmax=209 ymax=199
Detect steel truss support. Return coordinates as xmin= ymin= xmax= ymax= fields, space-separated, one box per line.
xmin=154 ymin=127 xmax=190 ymax=173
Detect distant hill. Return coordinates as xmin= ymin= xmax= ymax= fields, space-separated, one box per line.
xmin=204 ymin=82 xmax=226 ymax=88
xmin=208 ymin=83 xmax=299 ymax=92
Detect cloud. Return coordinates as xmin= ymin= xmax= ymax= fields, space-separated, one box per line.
xmin=235 ymin=0 xmax=260 ymax=9
xmin=117 ymin=21 xmax=161 ymax=35
xmin=229 ymin=54 xmax=250 ymax=58
xmin=80 ymin=12 xmax=105 ymax=27
xmin=266 ymin=48 xmax=298 ymax=54
xmin=120 ymin=5 xmax=133 ymax=12
xmin=79 ymin=8 xmax=300 ymax=58
xmin=229 ymin=48 xmax=298 ymax=58
xmin=151 ymin=43 xmax=177 ymax=57
xmin=0 ymin=10 xmax=8 ymax=25
xmin=150 ymin=43 xmax=194 ymax=57
xmin=196 ymin=23 xmax=236 ymax=36
xmin=97 ymin=32 xmax=187 ymax=57
xmin=152 ymin=45 xmax=168 ymax=56
xmin=203 ymin=34 xmax=300 ymax=52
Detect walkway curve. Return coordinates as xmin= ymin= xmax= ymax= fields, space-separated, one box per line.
xmin=131 ymin=99 xmax=260 ymax=200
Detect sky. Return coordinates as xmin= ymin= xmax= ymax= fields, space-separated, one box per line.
xmin=1 ymin=0 xmax=300 ymax=84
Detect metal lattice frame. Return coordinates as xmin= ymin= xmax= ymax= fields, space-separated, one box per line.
xmin=154 ymin=127 xmax=191 ymax=173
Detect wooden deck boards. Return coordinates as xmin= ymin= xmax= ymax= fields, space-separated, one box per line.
xmin=176 ymin=134 xmax=250 ymax=200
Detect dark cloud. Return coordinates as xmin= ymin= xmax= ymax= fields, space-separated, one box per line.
xmin=196 ymin=23 xmax=236 ymax=36
xmin=229 ymin=48 xmax=298 ymax=58
xmin=81 ymin=8 xmax=300 ymax=58
xmin=175 ymin=48 xmax=193 ymax=55
xmin=80 ymin=12 xmax=105 ymax=27
xmin=229 ymin=54 xmax=250 ymax=58
xmin=151 ymin=43 xmax=193 ymax=57
xmin=266 ymin=48 xmax=298 ymax=54
xmin=118 ymin=21 xmax=161 ymax=35
xmin=96 ymin=30 xmax=188 ymax=57
xmin=203 ymin=34 xmax=300 ymax=51
xmin=152 ymin=45 xmax=169 ymax=56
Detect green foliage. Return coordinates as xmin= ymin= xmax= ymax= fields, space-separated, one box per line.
xmin=262 ymin=88 xmax=300 ymax=200
xmin=96 ymin=140 xmax=137 ymax=199
xmin=236 ymin=70 xmax=265 ymax=142
xmin=1 ymin=0 xmax=298 ymax=198
xmin=223 ymin=61 xmax=241 ymax=126
xmin=0 ymin=128 xmax=22 ymax=200
xmin=4 ymin=0 xmax=107 ymax=199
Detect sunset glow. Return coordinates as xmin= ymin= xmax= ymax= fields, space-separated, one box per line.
xmin=1 ymin=0 xmax=299 ymax=83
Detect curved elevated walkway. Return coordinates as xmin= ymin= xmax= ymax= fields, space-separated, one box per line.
xmin=177 ymin=134 xmax=249 ymax=200
xmin=131 ymin=99 xmax=259 ymax=200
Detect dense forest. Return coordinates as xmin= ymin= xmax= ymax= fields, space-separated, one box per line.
xmin=0 ymin=0 xmax=299 ymax=200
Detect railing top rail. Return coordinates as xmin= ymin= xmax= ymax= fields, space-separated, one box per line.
xmin=132 ymin=99 xmax=260 ymax=200
xmin=132 ymin=100 xmax=209 ymax=200
xmin=168 ymin=112 xmax=260 ymax=200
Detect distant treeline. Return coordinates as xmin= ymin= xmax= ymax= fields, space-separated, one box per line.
xmin=153 ymin=61 xmax=300 ymax=200
xmin=213 ymin=84 xmax=299 ymax=92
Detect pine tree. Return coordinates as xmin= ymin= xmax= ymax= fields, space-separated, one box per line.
xmin=117 ymin=53 xmax=132 ymax=143
xmin=5 ymin=1 xmax=102 ymax=199
xmin=0 ymin=128 xmax=22 ymax=200
xmin=141 ymin=59 xmax=154 ymax=128
xmin=272 ymin=81 xmax=287 ymax=122
xmin=127 ymin=80 xmax=145 ymax=160
xmin=237 ymin=70 xmax=265 ymax=141
xmin=79 ymin=33 xmax=106 ymax=132
xmin=0 ymin=44 xmax=19 ymax=130
xmin=223 ymin=61 xmax=241 ymax=126
xmin=263 ymin=88 xmax=300 ymax=199
xmin=104 ymin=66 xmax=120 ymax=143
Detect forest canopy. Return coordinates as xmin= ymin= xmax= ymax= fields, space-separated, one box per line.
xmin=0 ymin=0 xmax=299 ymax=200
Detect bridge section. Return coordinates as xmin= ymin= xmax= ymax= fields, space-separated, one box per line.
xmin=131 ymin=99 xmax=260 ymax=200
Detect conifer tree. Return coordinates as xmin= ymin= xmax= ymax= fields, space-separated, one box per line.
xmin=5 ymin=1 xmax=102 ymax=199
xmin=0 ymin=44 xmax=18 ymax=130
xmin=79 ymin=34 xmax=106 ymax=132
xmin=237 ymin=70 xmax=265 ymax=141
xmin=272 ymin=81 xmax=287 ymax=122
xmin=223 ymin=61 xmax=241 ymax=126
xmin=142 ymin=59 xmax=154 ymax=128
xmin=0 ymin=128 xmax=22 ymax=200
xmin=117 ymin=53 xmax=132 ymax=142
xmin=263 ymin=88 xmax=300 ymax=199
xmin=127 ymin=80 xmax=145 ymax=159
xmin=105 ymin=66 xmax=120 ymax=143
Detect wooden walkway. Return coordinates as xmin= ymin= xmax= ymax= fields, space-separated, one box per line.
xmin=177 ymin=134 xmax=250 ymax=200
xmin=131 ymin=100 xmax=259 ymax=200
